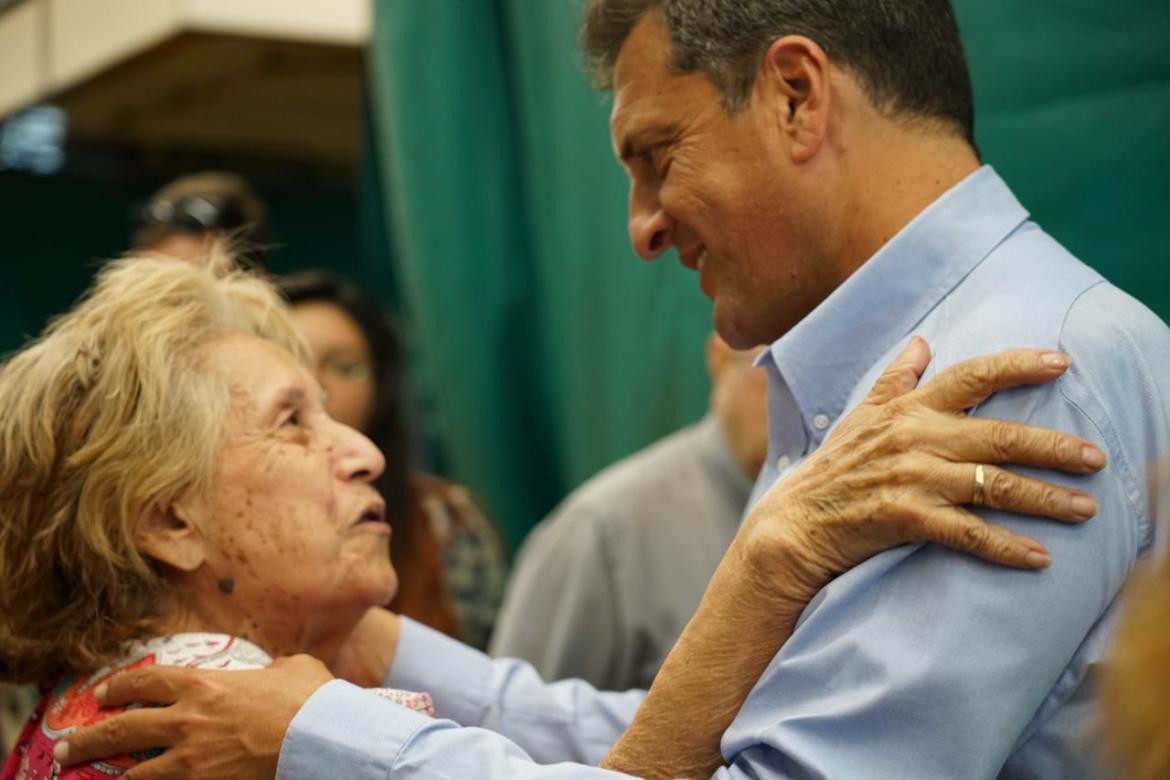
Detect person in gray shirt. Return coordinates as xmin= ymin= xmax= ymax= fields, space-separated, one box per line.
xmin=490 ymin=334 xmax=766 ymax=689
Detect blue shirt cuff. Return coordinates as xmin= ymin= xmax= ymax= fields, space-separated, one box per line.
xmin=277 ymin=679 xmax=432 ymax=780
xmin=388 ymin=617 xmax=495 ymax=727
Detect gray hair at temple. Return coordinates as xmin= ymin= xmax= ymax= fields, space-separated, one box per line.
xmin=579 ymin=0 xmax=977 ymax=145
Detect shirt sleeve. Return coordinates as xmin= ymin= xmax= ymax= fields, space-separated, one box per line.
xmin=708 ymin=342 xmax=1156 ymax=777
xmin=489 ymin=503 xmax=628 ymax=690
xmin=388 ymin=618 xmax=645 ymax=765
xmin=277 ymin=680 xmax=636 ymax=780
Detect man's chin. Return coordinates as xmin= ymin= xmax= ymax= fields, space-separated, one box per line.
xmin=713 ymin=306 xmax=768 ymax=351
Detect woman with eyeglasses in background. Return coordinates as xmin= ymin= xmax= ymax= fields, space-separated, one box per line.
xmin=280 ymin=271 xmax=505 ymax=650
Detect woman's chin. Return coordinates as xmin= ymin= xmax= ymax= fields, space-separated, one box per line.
xmin=369 ymin=568 xmax=399 ymax=607
xmin=351 ymin=554 xmax=398 ymax=606
xmin=376 ymin=577 xmax=398 ymax=607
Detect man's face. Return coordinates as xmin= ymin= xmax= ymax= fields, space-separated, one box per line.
xmin=610 ymin=12 xmax=839 ymax=348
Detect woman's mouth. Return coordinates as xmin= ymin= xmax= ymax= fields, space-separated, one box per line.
xmin=354 ymin=503 xmax=390 ymax=532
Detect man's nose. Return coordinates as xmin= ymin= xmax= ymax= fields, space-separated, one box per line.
xmin=628 ymin=186 xmax=675 ymax=261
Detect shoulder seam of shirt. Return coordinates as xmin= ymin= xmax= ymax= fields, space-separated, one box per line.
xmin=1056 ymin=280 xmax=1149 ymax=551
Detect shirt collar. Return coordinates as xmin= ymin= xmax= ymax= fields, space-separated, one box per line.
xmin=757 ymin=165 xmax=1029 ymax=443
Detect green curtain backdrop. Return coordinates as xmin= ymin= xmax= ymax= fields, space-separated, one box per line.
xmin=368 ymin=0 xmax=1169 ymax=550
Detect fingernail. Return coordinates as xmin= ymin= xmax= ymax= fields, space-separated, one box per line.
xmin=1041 ymin=353 xmax=1069 ymax=370
xmin=94 ymin=683 xmax=107 ymax=703
xmin=1071 ymin=494 xmax=1097 ymax=519
xmin=1082 ymin=446 xmax=1106 ymax=469
xmin=53 ymin=741 xmax=69 ymax=763
xmin=1025 ymin=550 xmax=1052 ymax=568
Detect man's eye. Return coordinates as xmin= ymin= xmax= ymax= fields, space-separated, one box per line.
xmin=643 ymin=148 xmax=670 ymax=178
xmin=283 ymin=410 xmax=301 ymax=427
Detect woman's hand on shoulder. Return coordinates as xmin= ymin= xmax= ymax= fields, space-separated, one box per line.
xmin=738 ymin=337 xmax=1107 ymax=608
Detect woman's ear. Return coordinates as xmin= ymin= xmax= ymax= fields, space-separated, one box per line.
xmin=136 ymin=501 xmax=207 ymax=573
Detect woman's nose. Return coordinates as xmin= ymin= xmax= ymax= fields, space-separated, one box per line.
xmin=333 ymin=422 xmax=386 ymax=484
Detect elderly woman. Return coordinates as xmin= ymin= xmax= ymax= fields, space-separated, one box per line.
xmin=0 ymin=255 xmax=1101 ymax=779
xmin=0 ymin=254 xmax=429 ymax=778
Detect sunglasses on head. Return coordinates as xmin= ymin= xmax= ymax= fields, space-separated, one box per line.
xmin=135 ymin=194 xmax=248 ymax=234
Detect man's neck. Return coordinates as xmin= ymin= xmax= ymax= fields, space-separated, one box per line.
xmin=833 ymin=126 xmax=981 ymax=282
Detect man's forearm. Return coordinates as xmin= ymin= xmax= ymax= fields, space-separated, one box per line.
xmin=600 ymin=535 xmax=807 ymax=778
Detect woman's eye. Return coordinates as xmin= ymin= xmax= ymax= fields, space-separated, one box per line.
xmin=322 ymin=355 xmax=371 ymax=382
xmin=283 ymin=410 xmax=301 ymax=427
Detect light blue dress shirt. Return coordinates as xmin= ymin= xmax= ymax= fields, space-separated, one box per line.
xmin=277 ymin=167 xmax=1170 ymax=779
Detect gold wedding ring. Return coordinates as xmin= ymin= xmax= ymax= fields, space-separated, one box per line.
xmin=972 ymin=463 xmax=986 ymax=507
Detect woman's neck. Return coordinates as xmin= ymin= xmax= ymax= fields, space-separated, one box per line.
xmin=152 ymin=588 xmax=362 ymax=668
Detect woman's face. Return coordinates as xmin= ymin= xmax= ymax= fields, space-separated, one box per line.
xmin=182 ymin=333 xmax=395 ymax=652
xmin=289 ymin=302 xmax=377 ymax=433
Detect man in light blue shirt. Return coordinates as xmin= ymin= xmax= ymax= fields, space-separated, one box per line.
xmin=59 ymin=1 xmax=1169 ymax=777
xmin=273 ymin=167 xmax=1168 ymax=780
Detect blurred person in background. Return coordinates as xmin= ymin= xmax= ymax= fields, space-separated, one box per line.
xmin=491 ymin=333 xmax=765 ymax=689
xmin=132 ymin=171 xmax=269 ymax=271
xmin=1099 ymin=463 xmax=1170 ymax=780
xmin=280 ymin=271 xmax=504 ymax=650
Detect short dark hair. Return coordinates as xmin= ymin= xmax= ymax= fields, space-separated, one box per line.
xmin=581 ymin=0 xmax=976 ymax=144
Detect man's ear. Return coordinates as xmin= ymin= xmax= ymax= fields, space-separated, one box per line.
xmin=756 ymin=35 xmax=831 ymax=163
xmin=136 ymin=501 xmax=207 ymax=573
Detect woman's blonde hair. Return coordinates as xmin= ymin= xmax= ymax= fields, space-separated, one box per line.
xmin=0 ymin=251 xmax=305 ymax=683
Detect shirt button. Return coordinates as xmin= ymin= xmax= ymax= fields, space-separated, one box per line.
xmin=813 ymin=414 xmax=830 ymax=431
xmin=776 ymin=455 xmax=791 ymax=471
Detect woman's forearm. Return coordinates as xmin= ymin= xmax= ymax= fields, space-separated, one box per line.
xmin=600 ymin=531 xmax=809 ymax=778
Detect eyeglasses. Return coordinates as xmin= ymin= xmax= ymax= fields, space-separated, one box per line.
xmin=135 ymin=194 xmax=248 ymax=235
xmin=320 ymin=353 xmax=372 ymax=383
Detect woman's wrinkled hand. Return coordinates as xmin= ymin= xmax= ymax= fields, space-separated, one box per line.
xmin=739 ymin=337 xmax=1106 ymax=609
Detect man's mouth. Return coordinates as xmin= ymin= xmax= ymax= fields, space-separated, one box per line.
xmin=679 ymin=245 xmax=707 ymax=271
